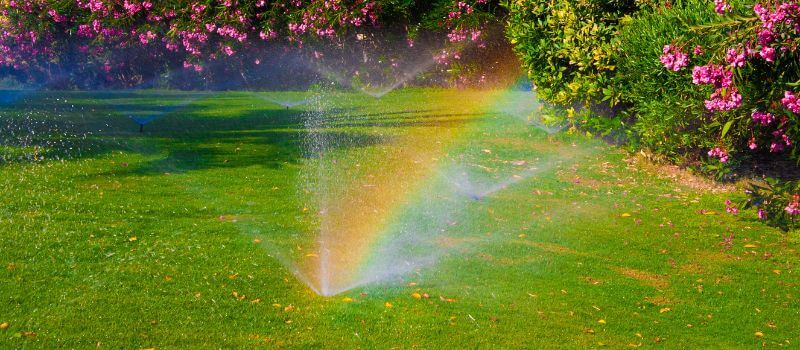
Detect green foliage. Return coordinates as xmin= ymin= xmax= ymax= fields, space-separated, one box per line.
xmin=503 ymin=0 xmax=639 ymax=106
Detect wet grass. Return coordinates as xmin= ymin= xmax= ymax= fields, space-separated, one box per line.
xmin=0 ymin=89 xmax=798 ymax=348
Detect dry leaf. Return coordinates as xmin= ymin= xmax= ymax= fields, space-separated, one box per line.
xmin=659 ymin=308 xmax=671 ymax=313
xmin=342 ymin=297 xmax=353 ymax=303
xmin=755 ymin=331 xmax=764 ymax=338
xmin=128 ymin=236 xmax=138 ymax=242
xmin=411 ymin=292 xmax=422 ymax=300
xmin=384 ymin=302 xmax=393 ymax=308
xmin=0 ymin=322 xmax=8 ymax=330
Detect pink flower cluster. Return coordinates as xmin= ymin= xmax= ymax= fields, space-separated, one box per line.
xmin=751 ymin=111 xmax=775 ymax=125
xmin=692 ymin=64 xmax=732 ymax=88
xmin=785 ymin=195 xmax=800 ymax=215
xmin=782 ymin=90 xmax=800 ymax=114
xmin=715 ymin=0 xmax=732 ymax=14
xmin=447 ymin=28 xmax=481 ymax=43
xmin=708 ymin=147 xmax=729 ymax=163
xmin=725 ymin=199 xmax=739 ymax=214
xmin=725 ymin=48 xmax=746 ymax=67
xmin=770 ymin=127 xmax=792 ymax=152
xmin=705 ymin=88 xmax=742 ymax=112
xmin=660 ymin=45 xmax=688 ymax=71
xmin=704 ymin=88 xmax=742 ymax=112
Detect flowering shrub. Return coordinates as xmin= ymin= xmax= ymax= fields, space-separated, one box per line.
xmin=742 ymin=178 xmax=800 ymax=230
xmin=0 ymin=0 xmax=501 ymax=87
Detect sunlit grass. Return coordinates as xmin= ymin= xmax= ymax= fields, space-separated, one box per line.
xmin=0 ymin=89 xmax=797 ymax=348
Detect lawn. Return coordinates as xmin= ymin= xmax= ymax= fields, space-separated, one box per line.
xmin=0 ymin=89 xmax=797 ymax=349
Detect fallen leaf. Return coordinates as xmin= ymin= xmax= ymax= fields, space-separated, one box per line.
xmin=598 ymin=319 xmax=606 ymax=324
xmin=620 ymin=213 xmax=632 ymax=217
xmin=253 ymin=239 xmax=262 ymax=244
xmin=755 ymin=331 xmax=764 ymax=338
xmin=384 ymin=302 xmax=393 ymax=308
xmin=0 ymin=322 xmax=7 ymax=330
xmin=128 ymin=236 xmax=138 ymax=242
xmin=659 ymin=308 xmax=671 ymax=313
xmin=342 ymin=297 xmax=353 ymax=303
xmin=283 ymin=305 xmax=294 ymax=312
xmin=411 ymin=292 xmax=422 ymax=299
xmin=743 ymin=244 xmax=757 ymax=248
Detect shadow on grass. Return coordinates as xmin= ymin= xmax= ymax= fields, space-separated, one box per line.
xmin=0 ymin=91 xmax=485 ymax=177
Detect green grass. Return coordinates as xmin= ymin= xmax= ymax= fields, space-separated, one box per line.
xmin=0 ymin=89 xmax=797 ymax=348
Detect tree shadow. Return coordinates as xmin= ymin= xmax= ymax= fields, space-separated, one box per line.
xmin=1 ymin=91 xmax=483 ymax=176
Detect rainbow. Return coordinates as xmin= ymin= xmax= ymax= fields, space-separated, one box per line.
xmin=285 ymin=88 xmax=558 ymax=296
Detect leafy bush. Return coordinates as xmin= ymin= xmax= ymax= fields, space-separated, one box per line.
xmin=503 ymin=0 xmax=639 ymax=106
xmin=742 ymin=178 xmax=800 ymax=231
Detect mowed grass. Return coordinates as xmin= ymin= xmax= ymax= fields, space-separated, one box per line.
xmin=0 ymin=89 xmax=798 ymax=349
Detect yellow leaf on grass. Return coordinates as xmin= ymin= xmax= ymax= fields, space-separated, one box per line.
xmin=411 ymin=292 xmax=422 ymax=299
xmin=128 ymin=236 xmax=138 ymax=242
xmin=755 ymin=331 xmax=764 ymax=338
xmin=659 ymin=308 xmax=671 ymax=313
xmin=598 ymin=319 xmax=606 ymax=324
xmin=620 ymin=213 xmax=632 ymax=217
xmin=743 ymin=244 xmax=757 ymax=248
xmin=342 ymin=297 xmax=353 ymax=303
xmin=384 ymin=302 xmax=393 ymax=308
xmin=0 ymin=322 xmax=8 ymax=330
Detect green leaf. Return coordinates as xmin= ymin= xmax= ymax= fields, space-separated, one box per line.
xmin=721 ymin=120 xmax=733 ymax=138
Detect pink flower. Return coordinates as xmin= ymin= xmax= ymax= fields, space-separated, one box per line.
xmin=725 ymin=48 xmax=746 ymax=67
xmin=725 ymin=199 xmax=739 ymax=214
xmin=660 ymin=45 xmax=689 ymax=71
xmin=692 ymin=65 xmax=732 ymax=88
xmin=785 ymin=195 xmax=800 ymax=215
xmin=715 ymin=0 xmax=731 ymax=14
xmin=759 ymin=46 xmax=776 ymax=62
xmin=751 ymin=111 xmax=775 ymax=125
xmin=781 ymin=91 xmax=800 ymax=114
xmin=693 ymin=45 xmax=704 ymax=55
xmin=758 ymin=208 xmax=767 ymax=220
xmin=705 ymin=87 xmax=742 ymax=112
xmin=708 ymin=147 xmax=730 ymax=163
